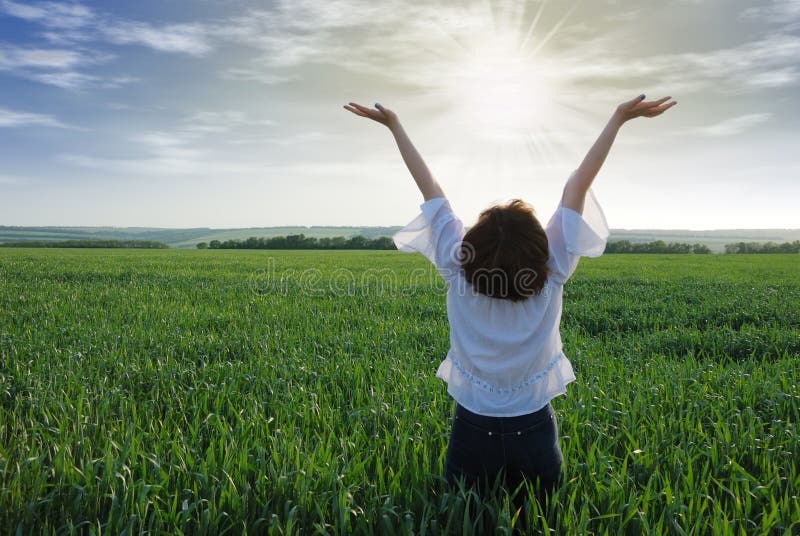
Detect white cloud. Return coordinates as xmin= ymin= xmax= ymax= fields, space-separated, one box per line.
xmin=257 ymin=131 xmax=331 ymax=147
xmin=0 ymin=0 xmax=94 ymax=29
xmin=558 ymin=33 xmax=800 ymax=96
xmin=694 ymin=113 xmax=772 ymax=137
xmin=61 ymin=150 xmax=399 ymax=184
xmin=0 ymin=44 xmax=131 ymax=89
xmin=26 ymin=71 xmax=134 ymax=90
xmin=225 ymin=29 xmax=350 ymax=69
xmin=4 ymin=0 xmax=798 ymax=99
xmin=0 ymin=8 xmax=110 ymax=89
xmin=208 ymin=0 xmax=800 ymax=103
xmin=60 ymin=152 xmax=207 ymax=176
xmin=210 ymin=0 xmax=494 ymax=74
xmin=601 ymin=6 xmax=643 ymax=22
xmin=746 ymin=68 xmax=799 ymax=89
xmin=2 ymin=1 xmax=214 ymax=56
xmin=129 ymin=111 xmax=277 ymax=148
xmin=741 ymin=0 xmax=800 ymax=25
xmin=0 ymin=44 xmax=89 ymax=69
xmin=101 ymin=22 xmax=213 ymax=56
xmin=0 ymin=106 xmax=68 ymax=128
xmin=61 ymin=109 xmax=280 ymax=176
xmin=217 ymin=0 xmax=386 ymax=38
xmin=58 ymin=105 xmax=347 ymax=183
xmin=221 ymin=67 xmax=298 ymax=85
xmin=185 ymin=111 xmax=276 ymax=131
xmin=38 ymin=29 xmax=93 ymax=45
xmin=26 ymin=70 xmax=96 ymax=89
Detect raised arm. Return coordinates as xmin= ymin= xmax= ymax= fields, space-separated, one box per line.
xmin=344 ymin=102 xmax=445 ymax=201
xmin=561 ymin=94 xmax=677 ymax=214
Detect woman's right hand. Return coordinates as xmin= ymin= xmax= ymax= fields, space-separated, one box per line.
xmin=343 ymin=102 xmax=400 ymax=130
xmin=614 ymin=94 xmax=677 ymax=124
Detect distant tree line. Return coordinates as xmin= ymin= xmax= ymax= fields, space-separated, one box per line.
xmin=724 ymin=241 xmax=800 ymax=254
xmin=196 ymin=236 xmax=800 ymax=254
xmin=199 ymin=234 xmax=396 ymax=250
xmin=604 ymin=240 xmax=711 ymax=254
xmin=0 ymin=239 xmax=169 ymax=249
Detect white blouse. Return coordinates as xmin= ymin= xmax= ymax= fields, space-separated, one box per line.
xmin=393 ymin=181 xmax=609 ymax=417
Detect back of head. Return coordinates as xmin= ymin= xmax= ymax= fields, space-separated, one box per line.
xmin=460 ymin=199 xmax=549 ymax=301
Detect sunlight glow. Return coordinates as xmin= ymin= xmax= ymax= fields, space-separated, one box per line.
xmin=444 ymin=35 xmax=561 ymax=142
xmin=417 ymin=0 xmax=595 ymax=202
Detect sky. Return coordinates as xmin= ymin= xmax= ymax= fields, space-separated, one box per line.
xmin=0 ymin=0 xmax=798 ymax=229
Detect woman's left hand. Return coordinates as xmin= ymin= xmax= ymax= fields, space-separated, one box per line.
xmin=614 ymin=95 xmax=677 ymax=124
xmin=343 ymin=102 xmax=399 ymax=129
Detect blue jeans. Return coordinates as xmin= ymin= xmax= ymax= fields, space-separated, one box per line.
xmin=444 ymin=402 xmax=563 ymax=500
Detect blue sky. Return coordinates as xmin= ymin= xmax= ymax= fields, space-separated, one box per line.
xmin=1 ymin=0 xmax=798 ymax=229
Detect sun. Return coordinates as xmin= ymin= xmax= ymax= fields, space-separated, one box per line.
xmin=414 ymin=0 xmax=592 ymax=171
xmin=442 ymin=34 xmax=561 ymax=142
xmin=405 ymin=1 xmax=598 ymax=201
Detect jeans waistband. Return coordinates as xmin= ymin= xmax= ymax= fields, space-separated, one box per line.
xmin=454 ymin=403 xmax=553 ymax=435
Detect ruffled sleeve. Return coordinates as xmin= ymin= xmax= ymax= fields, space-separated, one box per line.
xmin=545 ymin=187 xmax=609 ymax=284
xmin=393 ymin=197 xmax=465 ymax=282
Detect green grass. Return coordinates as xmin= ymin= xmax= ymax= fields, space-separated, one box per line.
xmin=0 ymin=250 xmax=798 ymax=534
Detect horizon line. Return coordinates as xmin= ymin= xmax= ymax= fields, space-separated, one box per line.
xmin=1 ymin=224 xmax=799 ymax=233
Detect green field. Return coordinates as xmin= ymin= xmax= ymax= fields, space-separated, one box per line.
xmin=0 ymin=250 xmax=798 ymax=534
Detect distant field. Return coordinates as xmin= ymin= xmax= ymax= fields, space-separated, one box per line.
xmin=0 ymin=226 xmax=403 ymax=249
xmin=2 ymin=225 xmax=799 ymax=251
xmin=610 ymin=229 xmax=800 ymax=253
xmin=0 ymin=250 xmax=798 ymax=533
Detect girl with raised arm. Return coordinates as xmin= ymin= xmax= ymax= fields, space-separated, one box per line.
xmin=343 ymin=95 xmax=676 ymax=501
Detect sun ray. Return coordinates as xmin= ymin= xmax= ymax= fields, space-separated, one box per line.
xmin=423 ymin=17 xmax=474 ymax=57
xmin=502 ymin=0 xmax=528 ymax=43
xmin=518 ymin=0 xmax=547 ymax=53
xmin=529 ymin=125 xmax=561 ymax=167
xmin=526 ymin=1 xmax=580 ymax=59
xmin=419 ymin=0 xmax=601 ymax=204
xmin=486 ymin=0 xmax=498 ymax=37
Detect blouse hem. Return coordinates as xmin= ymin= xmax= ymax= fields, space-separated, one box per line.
xmin=436 ymin=352 xmax=576 ymax=417
xmin=449 ymin=384 xmax=572 ymax=418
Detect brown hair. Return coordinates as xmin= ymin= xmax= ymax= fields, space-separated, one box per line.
xmin=459 ymin=199 xmax=549 ymax=301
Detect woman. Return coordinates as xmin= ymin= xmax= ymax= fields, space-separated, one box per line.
xmin=343 ymin=95 xmax=676 ymax=501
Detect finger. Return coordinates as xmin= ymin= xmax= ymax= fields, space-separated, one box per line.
xmin=624 ymin=94 xmax=647 ymax=109
xmin=642 ymin=96 xmax=671 ymax=108
xmin=644 ymin=102 xmax=677 ymax=118
xmin=349 ymin=105 xmax=384 ymax=121
xmin=349 ymin=102 xmax=377 ymax=114
xmin=343 ymin=105 xmax=369 ymax=117
xmin=351 ymin=102 xmax=386 ymax=119
xmin=650 ymin=101 xmax=677 ymax=113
